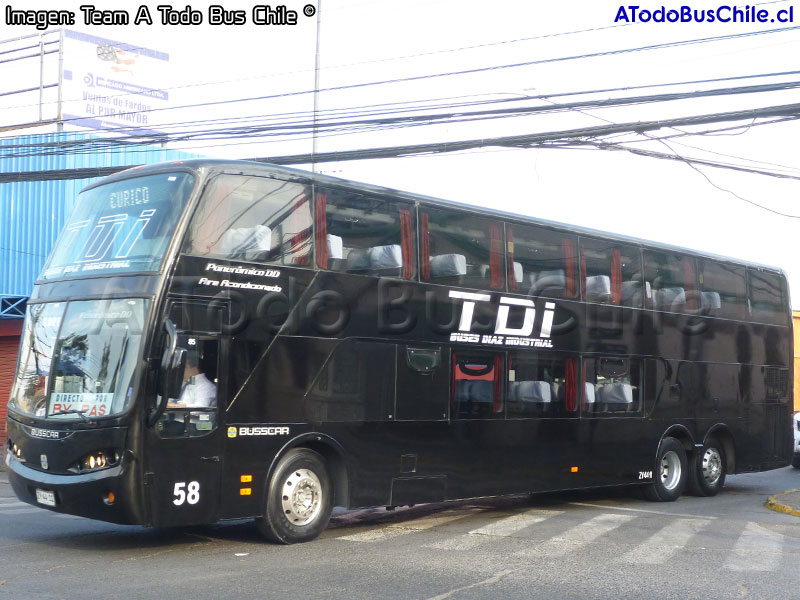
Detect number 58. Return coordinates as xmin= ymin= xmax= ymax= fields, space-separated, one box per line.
xmin=173 ymin=481 xmax=200 ymax=505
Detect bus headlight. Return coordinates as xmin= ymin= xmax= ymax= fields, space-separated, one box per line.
xmin=8 ymin=441 xmax=25 ymax=462
xmin=80 ymin=450 xmax=120 ymax=472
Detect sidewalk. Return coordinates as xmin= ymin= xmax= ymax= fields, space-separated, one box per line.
xmin=765 ymin=490 xmax=800 ymax=517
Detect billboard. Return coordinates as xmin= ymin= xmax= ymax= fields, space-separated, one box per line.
xmin=61 ymin=29 xmax=170 ymax=135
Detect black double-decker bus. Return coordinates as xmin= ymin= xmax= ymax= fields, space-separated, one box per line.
xmin=5 ymin=159 xmax=793 ymax=543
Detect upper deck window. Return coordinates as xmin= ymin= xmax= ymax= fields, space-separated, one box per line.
xmin=41 ymin=172 xmax=195 ymax=280
xmin=506 ymin=223 xmax=578 ymax=299
xmin=644 ymin=251 xmax=697 ymax=314
xmin=185 ymin=174 xmax=312 ymax=266
xmin=421 ymin=208 xmax=504 ymax=291
xmin=698 ymin=260 xmax=747 ymax=320
xmin=581 ymin=238 xmax=643 ymax=307
xmin=748 ymin=268 xmax=787 ymax=325
xmin=315 ymin=188 xmax=415 ymax=279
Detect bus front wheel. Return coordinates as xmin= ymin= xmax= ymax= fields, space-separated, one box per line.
xmin=643 ymin=437 xmax=688 ymax=502
xmin=256 ymin=448 xmax=333 ymax=544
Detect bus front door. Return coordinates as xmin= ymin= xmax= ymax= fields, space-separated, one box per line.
xmin=145 ymin=334 xmax=224 ymax=527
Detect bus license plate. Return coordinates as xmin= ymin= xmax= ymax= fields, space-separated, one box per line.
xmin=35 ymin=489 xmax=56 ymax=507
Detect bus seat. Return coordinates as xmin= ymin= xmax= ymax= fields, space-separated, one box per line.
xmin=430 ymin=254 xmax=467 ymax=278
xmin=621 ymin=280 xmax=651 ymax=306
xmin=327 ymin=234 xmax=343 ymax=259
xmin=368 ymin=244 xmax=403 ymax=270
xmin=596 ymin=382 xmax=633 ymax=404
xmin=346 ymin=248 xmax=371 ymax=272
xmin=530 ymin=269 xmax=566 ymax=296
xmin=584 ymin=382 xmax=596 ymax=405
xmin=701 ymin=291 xmax=722 ymax=310
xmin=217 ymin=224 xmax=272 ymax=260
xmin=455 ymin=380 xmax=493 ymax=405
xmin=468 ymin=380 xmax=494 ymax=404
xmin=513 ymin=261 xmax=524 ymax=284
xmin=514 ymin=380 xmax=551 ymax=403
xmin=654 ymin=287 xmax=685 ymax=311
xmin=585 ymin=275 xmax=612 ymax=303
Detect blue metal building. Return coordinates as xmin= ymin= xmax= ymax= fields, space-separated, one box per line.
xmin=0 ymin=132 xmax=199 ymax=446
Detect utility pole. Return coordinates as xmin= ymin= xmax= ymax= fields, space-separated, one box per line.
xmin=311 ymin=1 xmax=322 ymax=173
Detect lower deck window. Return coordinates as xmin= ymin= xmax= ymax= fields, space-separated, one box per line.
xmin=583 ymin=357 xmax=641 ymax=416
xmin=453 ymin=352 xmax=502 ymax=419
xmin=507 ymin=353 xmax=577 ymax=418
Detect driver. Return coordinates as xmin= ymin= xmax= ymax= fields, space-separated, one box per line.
xmin=168 ymin=351 xmax=216 ymax=408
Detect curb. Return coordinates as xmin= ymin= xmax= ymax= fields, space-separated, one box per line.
xmin=765 ymin=489 xmax=800 ymax=517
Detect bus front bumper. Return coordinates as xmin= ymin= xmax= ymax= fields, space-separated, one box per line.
xmin=5 ymin=452 xmax=140 ymax=525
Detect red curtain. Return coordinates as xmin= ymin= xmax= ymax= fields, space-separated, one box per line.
xmin=315 ymin=192 xmax=328 ymax=269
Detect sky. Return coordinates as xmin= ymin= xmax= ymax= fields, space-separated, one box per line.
xmin=1 ymin=0 xmax=799 ymax=308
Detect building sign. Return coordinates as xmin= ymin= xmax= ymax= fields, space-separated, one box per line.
xmin=62 ymin=29 xmax=169 ymax=135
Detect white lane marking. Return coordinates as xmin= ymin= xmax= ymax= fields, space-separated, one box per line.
xmin=425 ymin=569 xmax=517 ymax=600
xmin=569 ymin=502 xmax=718 ymax=520
xmin=337 ymin=509 xmax=482 ymax=542
xmin=427 ymin=509 xmax=562 ymax=551
xmin=620 ymin=518 xmax=712 ymax=564
xmin=724 ymin=522 xmax=784 ymax=572
xmin=515 ymin=513 xmax=634 ymax=558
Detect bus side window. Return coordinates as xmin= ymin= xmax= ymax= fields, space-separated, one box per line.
xmin=184 ymin=174 xmax=313 ymax=266
xmin=452 ymin=352 xmax=503 ymax=419
xmin=421 ymin=209 xmax=504 ymax=291
xmin=748 ymin=269 xmax=787 ymax=325
xmin=583 ymin=357 xmax=641 ymax=416
xmin=315 ymin=188 xmax=415 ymax=279
xmin=507 ymin=353 xmax=577 ymax=418
xmin=580 ymin=238 xmax=643 ymax=307
xmin=698 ymin=260 xmax=747 ymax=320
xmin=506 ymin=223 xmax=578 ymax=300
xmin=158 ymin=337 xmax=220 ymax=438
xmin=644 ymin=251 xmax=697 ymax=313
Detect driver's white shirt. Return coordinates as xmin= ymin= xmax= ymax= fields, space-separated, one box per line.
xmin=177 ymin=373 xmax=217 ymax=408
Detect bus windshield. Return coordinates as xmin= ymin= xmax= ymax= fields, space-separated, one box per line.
xmin=8 ymin=298 xmax=150 ymax=421
xmin=40 ymin=172 xmax=195 ymax=280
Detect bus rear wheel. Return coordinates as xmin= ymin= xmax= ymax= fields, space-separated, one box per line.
xmin=643 ymin=437 xmax=687 ymax=502
xmin=688 ymin=438 xmax=726 ymax=497
xmin=256 ymin=448 xmax=333 ymax=544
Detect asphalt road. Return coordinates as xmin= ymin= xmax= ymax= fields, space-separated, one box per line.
xmin=1 ymin=466 xmax=800 ymax=600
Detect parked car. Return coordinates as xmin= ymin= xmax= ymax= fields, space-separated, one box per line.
xmin=794 ymin=412 xmax=800 ymax=468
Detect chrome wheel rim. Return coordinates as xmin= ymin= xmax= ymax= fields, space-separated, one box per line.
xmin=701 ymin=448 xmax=723 ymax=486
xmin=281 ymin=469 xmax=322 ymax=526
xmin=659 ymin=450 xmax=682 ymax=491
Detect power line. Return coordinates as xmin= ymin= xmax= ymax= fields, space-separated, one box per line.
xmin=4 ymin=100 xmax=800 ymax=182
xmin=6 ymin=23 xmax=799 ymax=133
xmin=5 ymin=75 xmax=800 ymax=159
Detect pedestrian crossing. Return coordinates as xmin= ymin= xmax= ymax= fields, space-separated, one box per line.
xmin=328 ymin=503 xmax=800 ymax=573
xmin=1 ymin=493 xmax=798 ymax=572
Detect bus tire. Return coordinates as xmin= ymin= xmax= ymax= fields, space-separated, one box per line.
xmin=643 ymin=437 xmax=687 ymax=502
xmin=688 ymin=437 xmax=726 ymax=497
xmin=256 ymin=448 xmax=333 ymax=544
xmin=792 ymin=455 xmax=800 ymax=469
